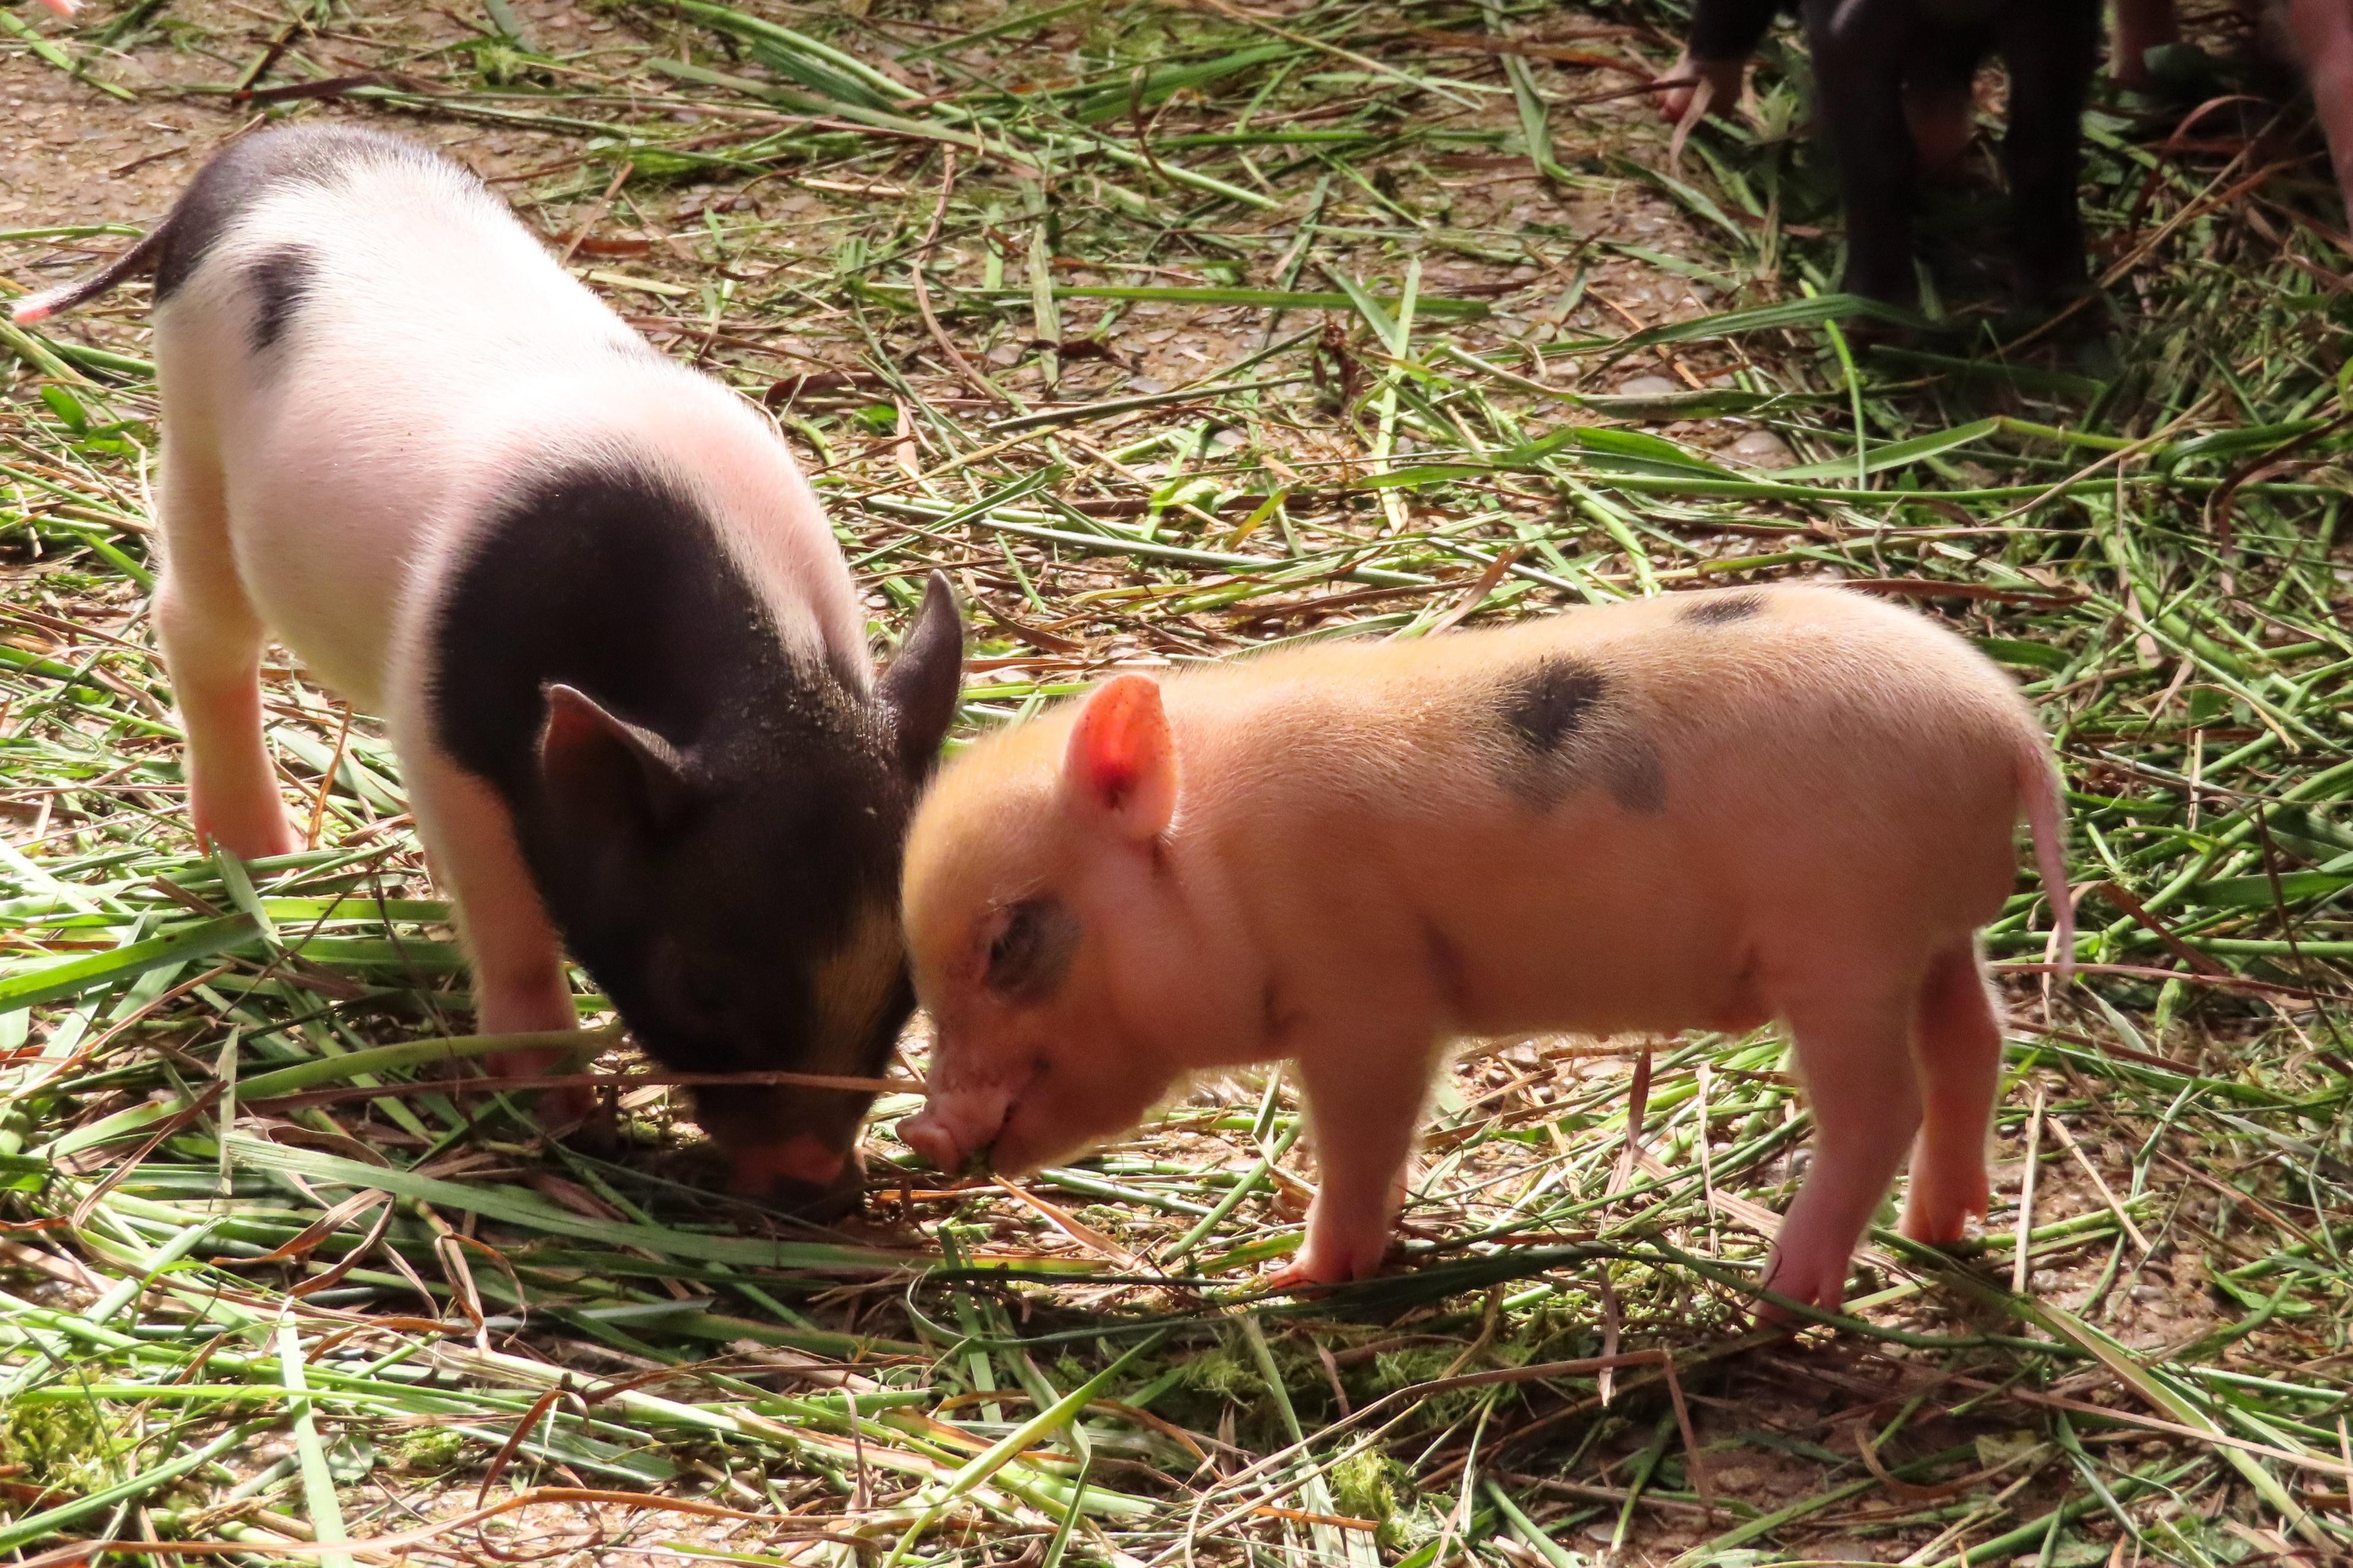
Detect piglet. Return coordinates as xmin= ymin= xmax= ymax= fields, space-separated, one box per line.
xmin=2280 ymin=0 xmax=2353 ymax=222
xmin=1655 ymin=0 xmax=2100 ymax=307
xmin=2114 ymin=0 xmax=2353 ymax=225
xmin=14 ymin=126 xmax=963 ymax=1204
xmin=897 ymin=586 xmax=2072 ymax=1309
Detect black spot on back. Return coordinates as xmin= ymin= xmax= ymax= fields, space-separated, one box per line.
xmin=1679 ymin=591 xmax=1765 ymax=626
xmin=1501 ymin=657 xmax=1607 ymax=752
xmin=154 ymin=126 xmax=458 ymax=302
xmin=1494 ymin=655 xmax=1668 ymax=815
xmin=246 ymin=245 xmax=315 ymax=352
xmin=431 ymin=459 xmax=916 ymax=1131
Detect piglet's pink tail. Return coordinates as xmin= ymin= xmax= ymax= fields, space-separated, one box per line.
xmin=2021 ymin=739 xmax=2075 ymax=984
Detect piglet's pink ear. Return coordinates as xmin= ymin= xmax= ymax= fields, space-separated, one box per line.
xmin=539 ymin=683 xmax=694 ymax=840
xmin=1063 ymin=674 xmax=1176 ymax=841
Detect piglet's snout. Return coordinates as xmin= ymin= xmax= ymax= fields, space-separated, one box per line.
xmin=730 ymin=1134 xmax=851 ymax=1195
xmin=900 ymin=1080 xmax=1019 ymax=1173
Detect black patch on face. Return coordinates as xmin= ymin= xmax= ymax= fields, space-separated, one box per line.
xmin=1678 ymin=591 xmax=1765 ymax=626
xmin=1494 ymin=656 xmax=1668 ymax=815
xmin=1501 ymin=657 xmax=1607 ymax=754
xmin=985 ymin=896 xmax=1081 ymax=1004
xmin=430 ymin=459 xmax=928 ymax=1154
xmin=246 ymin=245 xmax=315 ymax=352
xmin=154 ymin=125 xmax=449 ymax=301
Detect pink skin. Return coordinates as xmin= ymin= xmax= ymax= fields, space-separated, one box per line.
xmin=400 ymin=749 xmax=592 ymax=1125
xmin=1654 ymin=51 xmax=1748 ymax=124
xmin=85 ymin=137 xmax=876 ymax=1162
xmin=1905 ymin=85 xmax=1977 ymax=176
xmin=2285 ymin=0 xmax=2353 ymax=224
xmin=38 ymin=0 xmax=77 ymax=15
xmin=2111 ymin=0 xmax=2180 ymax=88
xmin=731 ymin=1134 xmax=855 ymax=1195
xmin=153 ymin=440 xmax=300 ymax=861
xmin=2117 ymin=0 xmax=2351 ymax=225
xmin=901 ymin=589 xmax=2073 ymax=1314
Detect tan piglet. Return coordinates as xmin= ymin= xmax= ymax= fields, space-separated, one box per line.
xmin=898 ymin=585 xmax=2072 ymax=1309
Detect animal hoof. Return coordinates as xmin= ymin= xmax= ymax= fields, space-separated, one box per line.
xmin=196 ymin=811 xmax=300 ymax=862
xmin=1755 ymin=1248 xmax=1848 ymax=1324
xmin=1263 ymin=1262 xmax=1336 ymax=1294
xmin=534 ymin=1082 xmax=598 ymax=1133
xmin=1266 ymin=1233 xmax=1389 ymax=1292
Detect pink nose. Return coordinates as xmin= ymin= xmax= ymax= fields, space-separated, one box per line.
xmin=897 ymin=1106 xmax=969 ymax=1172
xmin=899 ymin=1074 xmax=1024 ymax=1174
xmin=729 ymin=1134 xmax=849 ymax=1195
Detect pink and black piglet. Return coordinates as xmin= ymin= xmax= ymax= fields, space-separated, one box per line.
xmin=15 ymin=126 xmax=962 ymax=1204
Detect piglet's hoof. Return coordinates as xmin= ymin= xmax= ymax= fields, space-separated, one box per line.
xmin=1263 ymin=1262 xmax=1342 ymax=1295
xmin=532 ymin=1082 xmax=599 ymax=1131
xmin=1752 ymin=1252 xmax=1849 ymax=1327
xmin=1264 ymin=1238 xmax=1394 ymax=1293
xmin=2136 ymin=42 xmax=2225 ymax=103
xmin=554 ymin=1092 xmax=623 ymax=1157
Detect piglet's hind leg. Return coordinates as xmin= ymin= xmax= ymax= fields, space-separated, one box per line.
xmin=1272 ymin=1044 xmax=1431 ymax=1287
xmin=1763 ymin=982 xmax=1922 ymax=1316
xmin=1900 ymin=940 xmax=2002 ymax=1245
xmin=154 ymin=441 xmax=297 ymax=860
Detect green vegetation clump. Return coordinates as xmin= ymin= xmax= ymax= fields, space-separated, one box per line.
xmin=2 ymin=1402 xmax=122 ymax=1496
xmin=392 ymin=1429 xmax=468 ymax=1475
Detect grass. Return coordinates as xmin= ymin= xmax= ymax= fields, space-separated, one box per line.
xmin=1 ymin=0 xmax=2350 ymax=1563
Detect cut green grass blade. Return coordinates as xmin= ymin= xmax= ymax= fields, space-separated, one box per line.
xmin=280 ymin=1316 xmax=356 ymax=1568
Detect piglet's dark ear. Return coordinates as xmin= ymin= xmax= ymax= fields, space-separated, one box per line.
xmin=878 ymin=570 xmax=963 ymax=778
xmin=538 ymin=683 xmax=696 ymax=839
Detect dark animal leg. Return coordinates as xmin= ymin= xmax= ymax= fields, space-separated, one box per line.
xmin=1997 ymin=0 xmax=2100 ymax=306
xmin=1802 ymin=0 xmax=1922 ymax=305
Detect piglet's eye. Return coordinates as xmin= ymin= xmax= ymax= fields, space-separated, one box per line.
xmin=985 ymin=896 xmax=1080 ymax=1003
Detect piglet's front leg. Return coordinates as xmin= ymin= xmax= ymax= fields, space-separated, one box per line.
xmin=405 ymin=749 xmax=595 ymax=1129
xmin=1268 ymin=1039 xmax=1436 ymax=1289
